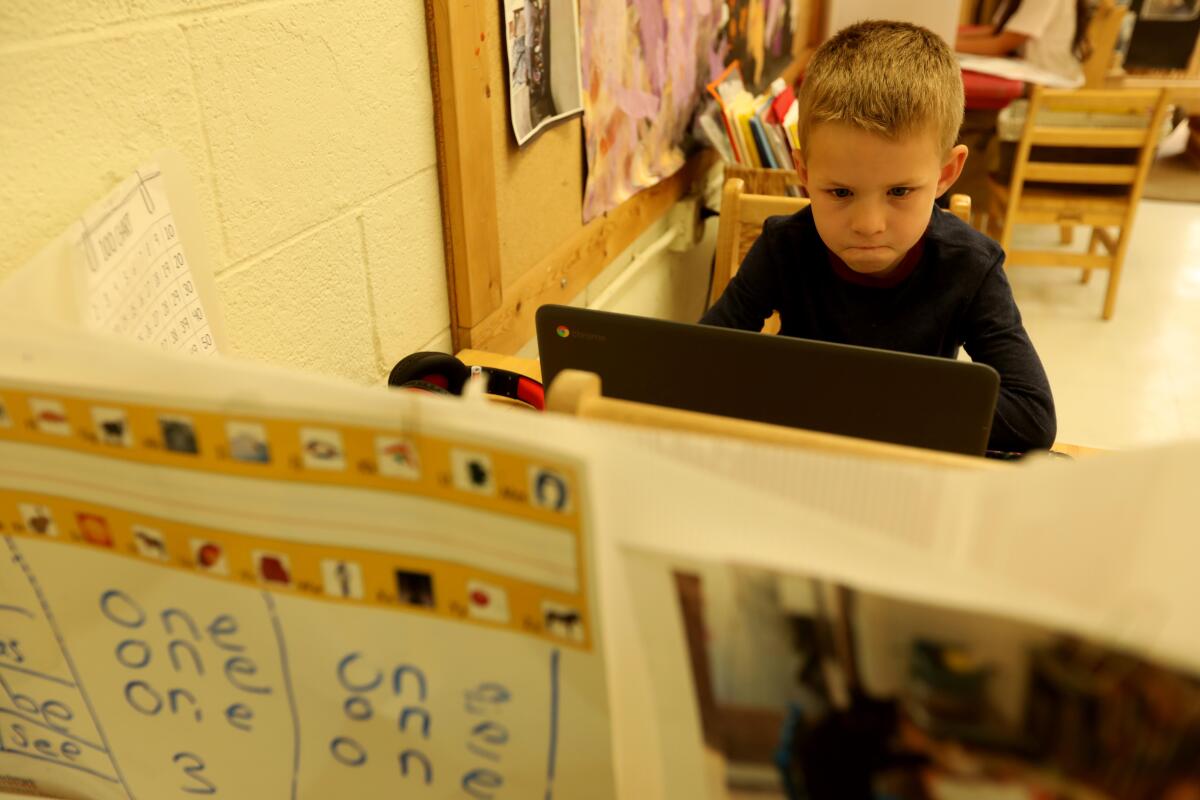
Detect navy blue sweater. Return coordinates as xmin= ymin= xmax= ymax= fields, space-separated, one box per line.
xmin=700 ymin=205 xmax=1056 ymax=452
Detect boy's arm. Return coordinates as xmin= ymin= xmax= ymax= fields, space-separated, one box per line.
xmin=699 ymin=232 xmax=782 ymax=331
xmin=962 ymin=257 xmax=1057 ymax=452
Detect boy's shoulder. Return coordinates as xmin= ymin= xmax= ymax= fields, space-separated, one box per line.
xmin=925 ymin=208 xmax=1004 ymax=275
xmin=761 ymin=205 xmax=818 ymax=244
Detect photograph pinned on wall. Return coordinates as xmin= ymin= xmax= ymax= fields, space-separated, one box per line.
xmin=501 ymin=0 xmax=584 ymax=146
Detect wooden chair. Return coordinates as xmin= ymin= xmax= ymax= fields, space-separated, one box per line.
xmin=1081 ymin=0 xmax=1130 ymax=89
xmin=986 ymin=86 xmax=1171 ymax=320
xmin=710 ymin=178 xmax=971 ymax=334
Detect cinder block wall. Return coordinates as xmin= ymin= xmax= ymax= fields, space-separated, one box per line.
xmin=0 ymin=0 xmax=451 ymax=384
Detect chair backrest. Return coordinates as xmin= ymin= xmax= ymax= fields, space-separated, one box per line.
xmin=1004 ymin=86 xmax=1171 ymax=206
xmin=710 ymin=178 xmax=809 ymax=307
xmin=709 ymin=179 xmax=973 ymax=308
xmin=1081 ymin=0 xmax=1129 ymax=88
xmin=724 ymin=164 xmax=803 ymax=196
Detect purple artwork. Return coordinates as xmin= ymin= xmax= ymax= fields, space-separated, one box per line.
xmin=580 ymin=0 xmax=724 ymax=221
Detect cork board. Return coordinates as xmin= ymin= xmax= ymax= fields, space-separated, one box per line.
xmin=424 ymin=0 xmax=817 ymax=354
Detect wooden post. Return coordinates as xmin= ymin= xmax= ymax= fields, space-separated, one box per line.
xmin=424 ymin=0 xmax=504 ymax=348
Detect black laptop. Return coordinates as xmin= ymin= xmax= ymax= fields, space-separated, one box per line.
xmin=535 ymin=305 xmax=1000 ymax=456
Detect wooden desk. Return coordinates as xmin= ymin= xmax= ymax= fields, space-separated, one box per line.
xmin=1108 ymin=75 xmax=1200 ymax=113
xmin=458 ymin=349 xmax=542 ymax=381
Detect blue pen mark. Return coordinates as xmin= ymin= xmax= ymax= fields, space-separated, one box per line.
xmin=544 ymin=648 xmax=561 ymax=800
xmin=0 ymin=604 xmax=33 ymax=619
xmin=0 ymin=708 xmax=104 ymax=751
xmin=4 ymin=537 xmax=134 ymax=799
xmin=468 ymin=742 xmax=501 ymax=762
xmin=0 ymin=744 xmax=121 ymax=783
xmin=0 ymin=660 xmax=76 ymax=688
xmin=263 ymin=592 xmax=299 ymax=800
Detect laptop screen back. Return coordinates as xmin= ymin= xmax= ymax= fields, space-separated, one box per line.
xmin=535 ymin=305 xmax=999 ymax=456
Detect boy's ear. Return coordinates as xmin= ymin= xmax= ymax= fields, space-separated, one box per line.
xmin=792 ymin=147 xmax=808 ymax=186
xmin=937 ymin=144 xmax=969 ymax=196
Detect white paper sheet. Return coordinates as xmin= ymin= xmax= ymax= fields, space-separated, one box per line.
xmin=0 ymin=152 xmax=225 ymax=357
xmin=957 ymin=53 xmax=1085 ymax=88
xmin=0 ymin=325 xmax=613 ymax=800
xmin=73 ymin=160 xmax=220 ymax=355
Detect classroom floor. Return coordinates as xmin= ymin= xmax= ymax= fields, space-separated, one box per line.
xmin=1004 ymin=198 xmax=1200 ymax=450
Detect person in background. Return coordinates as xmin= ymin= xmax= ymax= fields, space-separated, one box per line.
xmin=956 ymin=0 xmax=1093 ymax=87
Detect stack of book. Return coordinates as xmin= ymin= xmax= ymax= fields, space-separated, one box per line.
xmin=697 ymin=61 xmax=799 ymax=171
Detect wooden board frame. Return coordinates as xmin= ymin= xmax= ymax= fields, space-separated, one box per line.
xmin=424 ymin=0 xmax=816 ymax=354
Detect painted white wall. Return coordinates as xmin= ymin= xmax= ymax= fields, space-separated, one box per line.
xmin=0 ymin=0 xmax=714 ymax=385
xmin=0 ymin=0 xmax=450 ymax=385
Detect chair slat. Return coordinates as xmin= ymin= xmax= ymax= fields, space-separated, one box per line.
xmin=1006 ymin=251 xmax=1113 ymax=269
xmin=1023 ymin=163 xmax=1138 ymax=184
xmin=1030 ymin=127 xmax=1148 ymax=147
xmin=1012 ymin=208 xmax=1127 ymax=226
xmin=1034 ymin=90 xmax=1160 ymax=113
xmin=739 ymin=194 xmax=809 ymax=226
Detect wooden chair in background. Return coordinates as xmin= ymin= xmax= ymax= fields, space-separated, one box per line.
xmin=709 ymin=178 xmax=809 ymax=335
xmin=710 ymin=178 xmax=971 ymax=334
xmin=1081 ymin=0 xmax=1130 ymax=89
xmin=986 ymin=86 xmax=1171 ymax=319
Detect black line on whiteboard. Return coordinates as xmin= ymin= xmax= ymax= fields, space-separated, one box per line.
xmin=264 ymin=591 xmax=300 ymax=800
xmin=0 ymin=659 xmax=76 ymax=688
xmin=544 ymin=648 xmax=561 ymax=800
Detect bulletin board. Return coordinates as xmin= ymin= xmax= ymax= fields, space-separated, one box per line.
xmin=423 ymin=0 xmax=819 ymax=355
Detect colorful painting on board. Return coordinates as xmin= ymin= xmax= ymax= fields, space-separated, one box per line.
xmin=580 ymin=0 xmax=804 ymax=221
xmin=580 ymin=0 xmax=724 ymax=221
xmin=726 ymin=0 xmax=802 ymax=90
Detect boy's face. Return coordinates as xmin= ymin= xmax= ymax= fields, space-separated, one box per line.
xmin=795 ymin=123 xmax=967 ymax=276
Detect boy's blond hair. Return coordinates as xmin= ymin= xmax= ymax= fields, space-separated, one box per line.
xmin=797 ymin=20 xmax=964 ymax=157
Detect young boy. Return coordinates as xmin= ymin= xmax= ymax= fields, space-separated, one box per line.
xmin=701 ymin=20 xmax=1056 ymax=453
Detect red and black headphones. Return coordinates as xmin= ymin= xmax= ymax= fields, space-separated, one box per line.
xmin=387 ymin=352 xmax=545 ymax=411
